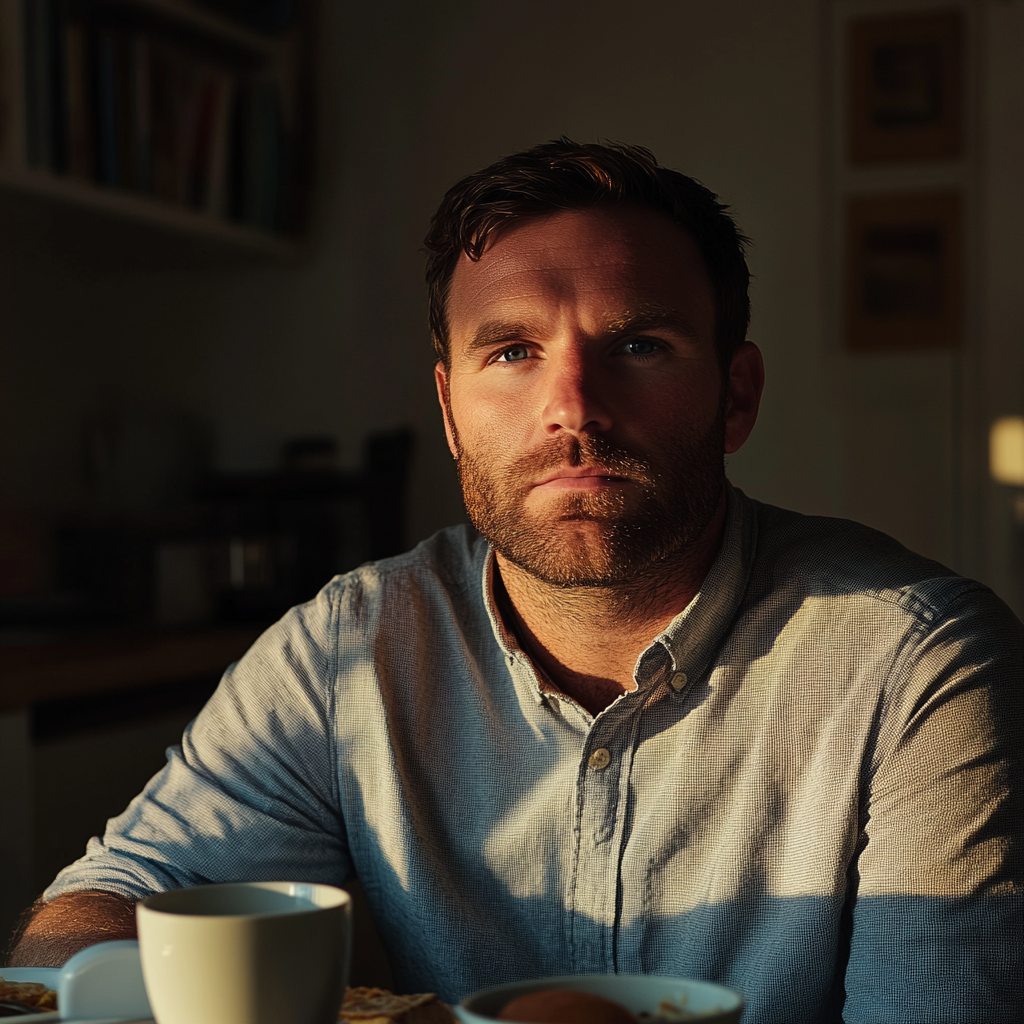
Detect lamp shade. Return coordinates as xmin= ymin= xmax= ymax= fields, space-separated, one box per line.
xmin=990 ymin=416 xmax=1024 ymax=485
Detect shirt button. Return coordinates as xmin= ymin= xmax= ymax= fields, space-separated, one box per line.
xmin=670 ymin=671 xmax=688 ymax=691
xmin=588 ymin=747 xmax=611 ymax=770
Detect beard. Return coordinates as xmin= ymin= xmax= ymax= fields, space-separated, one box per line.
xmin=453 ymin=412 xmax=727 ymax=588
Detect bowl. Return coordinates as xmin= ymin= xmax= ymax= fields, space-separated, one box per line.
xmin=456 ymin=975 xmax=743 ymax=1024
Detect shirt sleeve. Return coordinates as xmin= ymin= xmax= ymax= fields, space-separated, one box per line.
xmin=843 ymin=582 xmax=1024 ymax=1024
xmin=43 ymin=585 xmax=351 ymax=903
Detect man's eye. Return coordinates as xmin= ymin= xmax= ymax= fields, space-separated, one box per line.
xmin=496 ymin=345 xmax=530 ymax=363
xmin=623 ymin=339 xmax=659 ymax=357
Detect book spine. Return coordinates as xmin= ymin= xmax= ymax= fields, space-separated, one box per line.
xmin=112 ymin=30 xmax=132 ymax=190
xmin=238 ymin=75 xmax=283 ymax=231
xmin=65 ymin=13 xmax=94 ymax=180
xmin=203 ymin=71 xmax=232 ymax=217
xmin=172 ymin=53 xmax=198 ymax=206
xmin=47 ymin=0 xmax=67 ymax=173
xmin=130 ymin=33 xmax=152 ymax=195
xmin=0 ymin=0 xmax=27 ymax=164
xmin=225 ymin=74 xmax=245 ymax=222
xmin=94 ymin=26 xmax=116 ymax=186
xmin=149 ymin=40 xmax=176 ymax=203
xmin=23 ymin=0 xmax=51 ymax=168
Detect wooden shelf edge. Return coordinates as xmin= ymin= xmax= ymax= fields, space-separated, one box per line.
xmin=0 ymin=164 xmax=302 ymax=258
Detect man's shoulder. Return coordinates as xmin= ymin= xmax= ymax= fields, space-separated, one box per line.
xmin=320 ymin=523 xmax=490 ymax=609
xmin=747 ymin=497 xmax=1007 ymax=625
xmin=259 ymin=525 xmax=491 ymax=663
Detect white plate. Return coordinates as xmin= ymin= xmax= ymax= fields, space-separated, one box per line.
xmin=1 ymin=945 xmax=154 ymax=1023
xmin=0 ymin=967 xmax=61 ymax=1020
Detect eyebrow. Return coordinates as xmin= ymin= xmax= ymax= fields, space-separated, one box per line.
xmin=601 ymin=304 xmax=704 ymax=340
xmin=464 ymin=304 xmax=704 ymax=355
xmin=464 ymin=320 xmax=545 ymax=354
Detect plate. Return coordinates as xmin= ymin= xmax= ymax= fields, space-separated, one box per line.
xmin=0 ymin=968 xmax=60 ymax=1021
xmin=1 ymin=945 xmax=154 ymax=1023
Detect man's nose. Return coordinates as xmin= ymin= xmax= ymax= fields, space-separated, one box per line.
xmin=540 ymin=352 xmax=613 ymax=436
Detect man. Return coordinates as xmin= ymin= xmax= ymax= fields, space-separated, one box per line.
xmin=8 ymin=141 xmax=1023 ymax=1023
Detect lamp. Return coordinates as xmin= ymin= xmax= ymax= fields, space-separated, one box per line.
xmin=990 ymin=416 xmax=1024 ymax=486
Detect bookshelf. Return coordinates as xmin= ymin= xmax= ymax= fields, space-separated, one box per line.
xmin=0 ymin=0 xmax=310 ymax=255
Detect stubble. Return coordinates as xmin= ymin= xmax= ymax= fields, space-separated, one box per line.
xmin=453 ymin=417 xmax=727 ymax=588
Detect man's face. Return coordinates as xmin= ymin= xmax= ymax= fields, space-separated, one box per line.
xmin=435 ymin=205 xmax=754 ymax=587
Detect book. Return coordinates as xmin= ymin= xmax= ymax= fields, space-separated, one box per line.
xmin=94 ymin=24 xmax=117 ymax=185
xmin=187 ymin=65 xmax=233 ymax=211
xmin=65 ymin=12 xmax=94 ymax=179
xmin=203 ymin=70 xmax=233 ymax=217
xmin=237 ymin=73 xmax=283 ymax=231
xmin=23 ymin=0 xmax=52 ymax=169
xmin=0 ymin=0 xmax=26 ymax=163
xmin=48 ymin=0 xmax=68 ymax=173
xmin=129 ymin=32 xmax=153 ymax=194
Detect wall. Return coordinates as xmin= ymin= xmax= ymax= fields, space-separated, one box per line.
xmin=400 ymin=0 xmax=841 ymax=523
xmin=978 ymin=0 xmax=1024 ymax=614
xmin=1 ymin=0 xmax=1021 ymax=598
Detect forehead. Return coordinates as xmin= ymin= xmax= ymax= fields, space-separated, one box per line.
xmin=446 ymin=205 xmax=714 ymax=338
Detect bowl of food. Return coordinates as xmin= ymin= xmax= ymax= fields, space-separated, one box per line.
xmin=455 ymin=975 xmax=743 ymax=1024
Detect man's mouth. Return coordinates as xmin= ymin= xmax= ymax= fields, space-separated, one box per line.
xmin=532 ymin=467 xmax=632 ymax=490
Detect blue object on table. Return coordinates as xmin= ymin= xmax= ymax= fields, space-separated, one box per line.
xmin=59 ymin=940 xmax=151 ymax=1021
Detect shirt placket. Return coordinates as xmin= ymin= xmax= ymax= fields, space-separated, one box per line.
xmin=568 ymin=704 xmax=642 ymax=973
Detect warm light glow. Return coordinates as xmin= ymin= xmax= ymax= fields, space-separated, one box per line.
xmin=990 ymin=416 xmax=1024 ymax=485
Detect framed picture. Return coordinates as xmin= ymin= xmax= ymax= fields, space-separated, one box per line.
xmin=847 ymin=9 xmax=964 ymax=164
xmin=844 ymin=191 xmax=963 ymax=352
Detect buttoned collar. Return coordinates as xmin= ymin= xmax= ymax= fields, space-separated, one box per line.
xmin=480 ymin=482 xmax=758 ymax=708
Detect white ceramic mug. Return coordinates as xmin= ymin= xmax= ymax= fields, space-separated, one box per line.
xmin=137 ymin=881 xmax=351 ymax=1024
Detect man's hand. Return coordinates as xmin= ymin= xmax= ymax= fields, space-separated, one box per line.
xmin=4 ymin=891 xmax=137 ymax=967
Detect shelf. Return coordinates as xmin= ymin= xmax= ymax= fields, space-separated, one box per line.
xmin=0 ymin=161 xmax=300 ymax=256
xmin=0 ymin=0 xmax=311 ymax=253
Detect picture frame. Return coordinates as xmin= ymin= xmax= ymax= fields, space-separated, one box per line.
xmin=847 ymin=9 xmax=964 ymax=164
xmin=844 ymin=191 xmax=963 ymax=352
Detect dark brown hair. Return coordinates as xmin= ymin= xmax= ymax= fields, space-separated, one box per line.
xmin=424 ymin=138 xmax=751 ymax=371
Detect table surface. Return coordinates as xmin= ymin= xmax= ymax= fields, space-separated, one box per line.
xmin=0 ymin=625 xmax=264 ymax=713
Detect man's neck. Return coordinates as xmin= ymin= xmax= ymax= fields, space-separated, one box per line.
xmin=493 ymin=502 xmax=727 ymax=716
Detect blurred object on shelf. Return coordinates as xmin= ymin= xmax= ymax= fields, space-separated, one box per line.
xmin=199 ymin=427 xmax=414 ymax=623
xmin=155 ymin=538 xmax=215 ymax=627
xmin=55 ymin=520 xmax=154 ymax=621
xmin=282 ymin=435 xmax=337 ymax=472
xmin=0 ymin=425 xmax=414 ymax=636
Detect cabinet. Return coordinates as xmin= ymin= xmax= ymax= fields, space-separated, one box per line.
xmin=0 ymin=0 xmax=311 ymax=255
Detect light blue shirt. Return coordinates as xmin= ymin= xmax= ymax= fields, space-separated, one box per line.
xmin=46 ymin=488 xmax=1024 ymax=1023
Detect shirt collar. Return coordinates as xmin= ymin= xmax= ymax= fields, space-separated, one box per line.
xmin=479 ymin=481 xmax=759 ymax=697
xmin=642 ymin=481 xmax=758 ymax=686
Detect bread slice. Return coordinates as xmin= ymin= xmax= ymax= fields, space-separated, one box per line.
xmin=0 ymin=976 xmax=58 ymax=1011
xmin=340 ymin=986 xmax=456 ymax=1024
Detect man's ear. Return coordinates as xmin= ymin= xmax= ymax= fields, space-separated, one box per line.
xmin=434 ymin=361 xmax=459 ymax=459
xmin=724 ymin=341 xmax=764 ymax=455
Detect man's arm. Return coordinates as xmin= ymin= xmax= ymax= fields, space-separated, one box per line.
xmin=843 ymin=583 xmax=1024 ymax=1023
xmin=35 ymin=588 xmax=349 ymax=900
xmin=4 ymin=892 xmax=137 ymax=967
